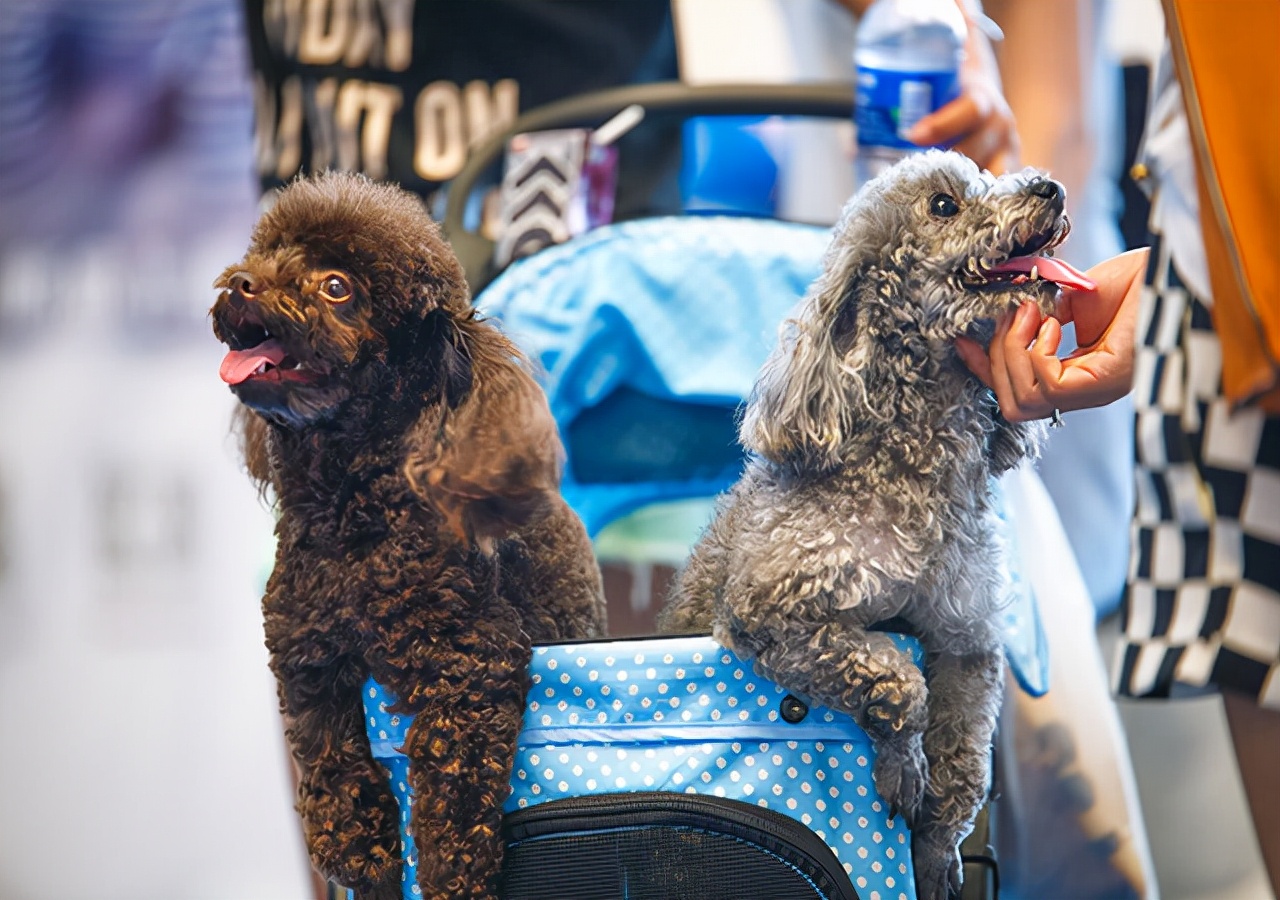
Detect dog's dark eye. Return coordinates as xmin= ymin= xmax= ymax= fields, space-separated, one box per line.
xmin=929 ymin=193 xmax=960 ymax=218
xmin=318 ymin=273 xmax=353 ymax=303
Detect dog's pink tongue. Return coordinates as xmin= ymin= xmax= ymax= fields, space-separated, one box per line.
xmin=220 ymin=339 xmax=286 ymax=384
xmin=989 ymin=256 xmax=1096 ymax=291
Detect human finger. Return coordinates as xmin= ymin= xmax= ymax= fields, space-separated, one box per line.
xmin=954 ymin=335 xmax=995 ymax=389
xmin=1011 ymin=316 xmax=1129 ymax=421
xmin=953 ymin=127 xmax=1007 ymax=172
xmin=905 ymin=94 xmax=983 ymax=148
xmin=1058 ymin=248 xmax=1150 ymax=348
xmin=1023 ymin=318 xmax=1070 ymax=414
xmin=1026 ymin=319 xmax=1138 ymax=414
xmin=1029 ymin=351 xmax=1133 ymax=413
xmin=981 ymin=147 xmax=1015 ymax=177
xmin=1000 ymin=302 xmax=1055 ymax=416
xmin=986 ymin=308 xmax=1027 ymax=419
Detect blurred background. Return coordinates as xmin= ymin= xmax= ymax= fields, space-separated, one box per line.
xmin=0 ymin=1 xmax=1271 ymax=899
xmin=0 ymin=1 xmax=306 ymax=896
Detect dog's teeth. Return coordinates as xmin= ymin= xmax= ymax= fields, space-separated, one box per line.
xmin=1030 ymin=265 xmax=1040 ymax=281
xmin=255 ymin=363 xmax=267 ymax=375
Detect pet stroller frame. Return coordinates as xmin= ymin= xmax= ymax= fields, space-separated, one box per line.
xmin=442 ymin=81 xmax=857 ymax=295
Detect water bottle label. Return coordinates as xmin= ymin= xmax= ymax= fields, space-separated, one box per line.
xmin=855 ymin=66 xmax=960 ymax=150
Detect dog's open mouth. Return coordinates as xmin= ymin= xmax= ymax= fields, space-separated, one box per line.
xmin=963 ymin=230 xmax=1096 ymax=294
xmin=217 ymin=311 xmax=332 ymax=387
xmin=979 ymin=253 xmax=1095 ymax=291
xmin=220 ymin=338 xmax=330 ymax=385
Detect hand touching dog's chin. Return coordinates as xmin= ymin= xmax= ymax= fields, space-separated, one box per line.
xmin=960 ymin=282 xmax=1062 ymax=349
xmin=962 ymin=317 xmax=999 ymax=349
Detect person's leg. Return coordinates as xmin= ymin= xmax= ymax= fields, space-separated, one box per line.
xmin=1222 ymin=691 xmax=1280 ymax=896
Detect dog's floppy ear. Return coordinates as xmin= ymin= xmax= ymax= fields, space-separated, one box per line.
xmin=231 ymin=405 xmax=278 ymax=501
xmin=403 ymin=320 xmax=563 ymax=552
xmin=987 ymin=405 xmax=1047 ymax=476
xmin=741 ymin=264 xmax=873 ymax=471
xmin=420 ymin=307 xmax=476 ymax=409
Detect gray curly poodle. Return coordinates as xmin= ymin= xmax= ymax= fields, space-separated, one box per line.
xmin=659 ymin=150 xmax=1094 ymax=899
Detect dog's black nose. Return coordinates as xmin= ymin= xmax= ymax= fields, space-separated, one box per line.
xmin=1030 ymin=179 xmax=1061 ymax=200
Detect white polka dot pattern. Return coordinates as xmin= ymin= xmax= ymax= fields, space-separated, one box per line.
xmin=362 ymin=635 xmax=923 ymax=900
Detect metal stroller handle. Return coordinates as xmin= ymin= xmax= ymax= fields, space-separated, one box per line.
xmin=440 ymin=80 xmax=855 ymax=294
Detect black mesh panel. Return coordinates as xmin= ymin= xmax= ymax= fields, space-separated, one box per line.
xmin=503 ymin=825 xmax=841 ymax=900
xmin=499 ymin=793 xmax=859 ymax=900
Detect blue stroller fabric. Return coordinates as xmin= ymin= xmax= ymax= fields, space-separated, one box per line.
xmin=479 ymin=215 xmax=831 ymax=537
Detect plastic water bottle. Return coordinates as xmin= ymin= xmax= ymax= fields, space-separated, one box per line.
xmin=853 ymin=0 xmax=967 ymax=187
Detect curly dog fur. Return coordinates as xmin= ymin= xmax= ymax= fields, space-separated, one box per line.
xmin=210 ymin=172 xmax=605 ymax=900
xmin=659 ymin=151 xmax=1074 ymax=899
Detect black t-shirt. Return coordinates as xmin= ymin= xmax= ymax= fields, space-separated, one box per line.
xmin=243 ymin=0 xmax=680 ymax=214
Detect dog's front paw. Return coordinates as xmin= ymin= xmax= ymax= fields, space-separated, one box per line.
xmin=911 ymin=828 xmax=963 ymax=900
xmin=299 ymin=773 xmax=402 ymax=892
xmin=306 ymin=821 xmax=401 ymax=894
xmin=872 ymin=732 xmax=928 ymax=826
xmin=860 ymin=667 xmax=928 ymax=738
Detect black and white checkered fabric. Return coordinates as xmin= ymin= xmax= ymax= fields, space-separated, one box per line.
xmin=1116 ymin=232 xmax=1280 ymax=709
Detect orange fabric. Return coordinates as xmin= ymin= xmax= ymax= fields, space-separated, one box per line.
xmin=1164 ymin=0 xmax=1280 ymax=411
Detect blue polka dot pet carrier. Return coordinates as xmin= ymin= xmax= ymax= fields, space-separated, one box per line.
xmin=362 ymin=482 xmax=1041 ymax=900
xmin=364 ymin=634 xmax=921 ymax=900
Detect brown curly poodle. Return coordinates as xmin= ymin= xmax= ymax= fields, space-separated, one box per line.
xmin=210 ymin=172 xmax=606 ymax=900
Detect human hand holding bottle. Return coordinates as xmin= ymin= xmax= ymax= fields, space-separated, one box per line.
xmin=954 ymin=248 xmax=1150 ymax=422
xmin=903 ymin=2 xmax=1019 ymax=173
